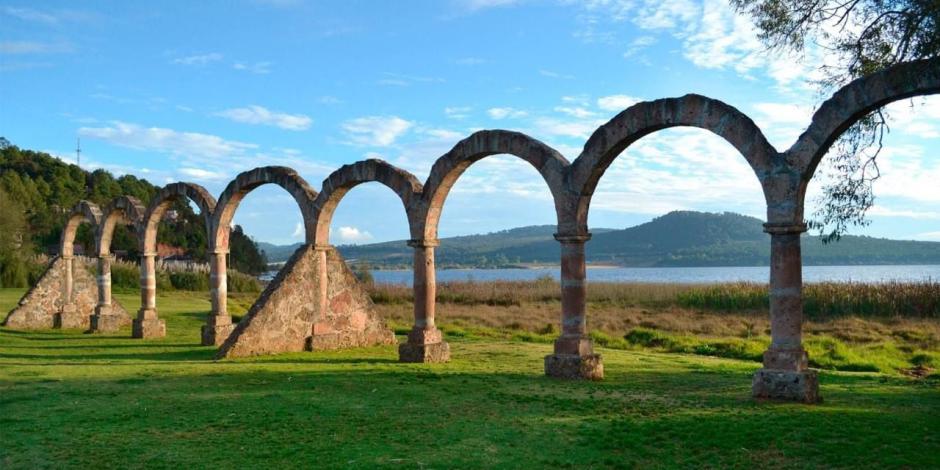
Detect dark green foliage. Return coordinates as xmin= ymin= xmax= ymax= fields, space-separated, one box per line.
xmin=0 ymin=188 xmax=32 ymax=287
xmin=0 ymin=140 xmax=264 ymax=275
xmin=229 ymin=225 xmax=268 ymax=276
xmin=168 ymin=272 xmax=210 ymax=291
xmin=107 ymin=261 xmax=261 ymax=293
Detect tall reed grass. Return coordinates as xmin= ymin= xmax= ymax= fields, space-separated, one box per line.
xmin=368 ymin=278 xmax=940 ymax=318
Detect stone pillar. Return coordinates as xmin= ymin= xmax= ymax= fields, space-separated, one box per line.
xmin=202 ymin=250 xmax=234 ymax=346
xmin=132 ymin=253 xmax=165 ymax=339
xmin=308 ymin=244 xmax=335 ymax=350
xmin=752 ymin=223 xmax=820 ymax=403
xmin=544 ymin=234 xmax=603 ymax=380
xmin=54 ymin=255 xmax=78 ymax=328
xmin=89 ymin=254 xmax=122 ymax=332
xmin=399 ymin=239 xmax=450 ymax=363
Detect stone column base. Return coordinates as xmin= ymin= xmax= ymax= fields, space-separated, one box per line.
xmin=54 ymin=304 xmax=86 ymax=329
xmin=88 ymin=313 xmax=124 ymax=333
xmin=399 ymin=341 xmax=451 ymax=363
xmin=752 ymin=369 xmax=820 ymax=404
xmin=132 ymin=318 xmax=166 ymax=339
xmin=201 ymin=323 xmax=235 ymax=346
xmin=545 ymin=353 xmax=604 ymax=380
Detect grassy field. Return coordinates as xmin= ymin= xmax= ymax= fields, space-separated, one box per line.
xmin=1 ymin=287 xmax=939 ymax=468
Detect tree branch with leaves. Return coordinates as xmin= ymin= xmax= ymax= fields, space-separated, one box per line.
xmin=732 ymin=0 xmax=939 ymax=241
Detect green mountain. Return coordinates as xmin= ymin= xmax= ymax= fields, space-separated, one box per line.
xmin=263 ymin=211 xmax=940 ymax=268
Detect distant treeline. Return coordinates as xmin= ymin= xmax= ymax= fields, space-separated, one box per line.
xmin=0 ymin=138 xmax=267 ymax=287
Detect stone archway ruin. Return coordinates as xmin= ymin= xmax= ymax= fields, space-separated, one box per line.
xmin=88 ymin=196 xmax=145 ymax=333
xmin=135 ymin=182 xmax=217 ymax=339
xmin=4 ymin=58 xmax=936 ymax=403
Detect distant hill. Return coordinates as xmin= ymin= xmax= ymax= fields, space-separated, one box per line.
xmin=261 ymin=211 xmax=940 ymax=268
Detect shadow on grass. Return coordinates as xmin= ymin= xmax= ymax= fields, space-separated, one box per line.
xmin=0 ymin=347 xmax=216 ymax=362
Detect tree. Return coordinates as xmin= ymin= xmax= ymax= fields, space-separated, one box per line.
xmin=732 ymin=0 xmax=940 ymax=241
xmin=0 ymin=188 xmax=32 ymax=287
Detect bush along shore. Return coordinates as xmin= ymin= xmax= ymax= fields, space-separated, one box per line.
xmin=367 ymin=278 xmax=940 ymax=378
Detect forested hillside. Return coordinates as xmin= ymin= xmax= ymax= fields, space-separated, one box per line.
xmin=299 ymin=211 xmax=940 ymax=268
xmin=0 ymin=138 xmax=267 ymax=286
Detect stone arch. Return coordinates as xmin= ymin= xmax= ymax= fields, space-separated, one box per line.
xmin=210 ymin=166 xmax=318 ymax=252
xmin=312 ymin=159 xmax=422 ymax=245
xmin=95 ymin=196 xmax=146 ymax=257
xmin=60 ymin=200 xmax=103 ymax=257
xmin=568 ymin=94 xmax=778 ymax=232
xmin=418 ymin=130 xmax=571 ymax=239
xmin=789 ymin=58 xmax=940 ymax=210
xmin=141 ymin=182 xmax=217 ymax=255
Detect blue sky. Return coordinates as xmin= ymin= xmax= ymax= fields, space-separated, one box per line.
xmin=1 ymin=0 xmax=938 ymax=246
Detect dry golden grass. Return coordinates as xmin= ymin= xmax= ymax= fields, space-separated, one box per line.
xmin=369 ymin=280 xmax=940 ymax=346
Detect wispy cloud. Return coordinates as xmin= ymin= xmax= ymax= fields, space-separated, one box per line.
xmin=233 ymin=61 xmax=272 ymax=74
xmin=554 ymin=106 xmax=595 ymax=119
xmin=2 ymin=6 xmax=95 ymax=24
xmin=79 ymin=121 xmax=258 ymax=159
xmin=623 ymin=35 xmax=657 ymax=58
xmin=445 ymin=106 xmax=473 ymax=119
xmin=459 ymin=0 xmax=521 ymax=12
xmin=215 ymin=105 xmax=312 ymax=131
xmin=342 ymin=116 xmax=414 ymax=146
xmin=487 ymin=107 xmax=527 ymax=120
xmin=377 ymin=72 xmax=445 ymax=87
xmin=172 ymin=52 xmax=223 ymax=66
xmin=539 ymin=69 xmax=574 ymax=80
xmin=3 ymin=6 xmax=58 ymax=24
xmin=0 ymin=40 xmax=71 ymax=54
xmin=596 ymin=94 xmax=641 ymax=112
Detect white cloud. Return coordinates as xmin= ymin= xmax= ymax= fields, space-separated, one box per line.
xmin=233 ymin=61 xmax=272 ymax=74
xmin=623 ymin=35 xmax=657 ymax=58
xmin=539 ymin=69 xmax=575 ymax=79
xmin=444 ymin=106 xmax=473 ymax=119
xmin=533 ymin=117 xmax=605 ymax=139
xmin=460 ymin=0 xmax=520 ymax=11
xmin=291 ymin=221 xmax=304 ymax=239
xmin=215 ymin=105 xmax=312 ymax=131
xmin=0 ymin=40 xmax=70 ymax=54
xmin=596 ymin=94 xmax=641 ymax=112
xmin=2 ymin=7 xmax=94 ymax=24
xmin=172 ymin=53 xmax=223 ymax=66
xmin=913 ymin=231 xmax=940 ymax=241
xmin=3 ymin=7 xmax=58 ymax=24
xmin=868 ymin=206 xmax=940 ymax=220
xmin=78 ymin=121 xmax=258 ymax=159
xmin=336 ymin=226 xmax=374 ymax=243
xmin=752 ymin=103 xmax=814 ymax=125
xmin=342 ymin=115 xmax=413 ymax=146
xmin=487 ymin=107 xmax=527 ymax=120
xmin=554 ymin=106 xmax=595 ymax=119
xmin=178 ymin=167 xmax=228 ymax=181
xmin=590 ymin=127 xmax=765 ymax=216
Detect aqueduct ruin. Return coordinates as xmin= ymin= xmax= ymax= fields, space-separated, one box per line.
xmin=4 ymin=58 xmax=938 ymax=403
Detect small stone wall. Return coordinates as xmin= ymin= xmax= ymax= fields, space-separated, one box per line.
xmin=217 ymin=245 xmax=395 ymax=358
xmin=2 ymin=257 xmax=130 ymax=330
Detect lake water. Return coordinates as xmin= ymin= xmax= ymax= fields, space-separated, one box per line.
xmin=357 ymin=265 xmax=940 ymax=285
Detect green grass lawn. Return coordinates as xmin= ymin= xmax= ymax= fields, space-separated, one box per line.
xmin=1 ymin=288 xmax=938 ymax=469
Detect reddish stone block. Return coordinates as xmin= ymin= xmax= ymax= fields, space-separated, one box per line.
xmin=544 ymin=353 xmax=604 ymax=380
